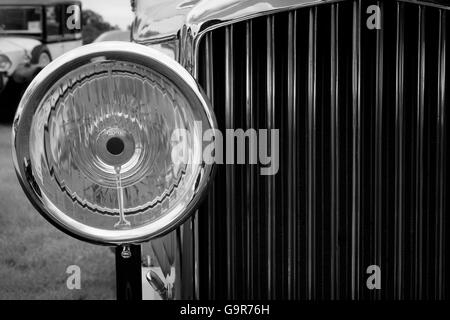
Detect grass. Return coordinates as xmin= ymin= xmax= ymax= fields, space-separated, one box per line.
xmin=0 ymin=124 xmax=115 ymax=300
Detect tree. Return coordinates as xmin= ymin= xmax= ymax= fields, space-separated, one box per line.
xmin=82 ymin=10 xmax=119 ymax=44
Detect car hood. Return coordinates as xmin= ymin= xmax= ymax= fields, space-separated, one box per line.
xmin=0 ymin=37 xmax=41 ymax=55
xmin=0 ymin=37 xmax=41 ymax=75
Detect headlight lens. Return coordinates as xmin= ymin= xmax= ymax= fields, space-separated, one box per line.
xmin=0 ymin=54 xmax=12 ymax=72
xmin=12 ymin=42 xmax=216 ymax=245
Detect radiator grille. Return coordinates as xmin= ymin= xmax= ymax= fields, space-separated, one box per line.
xmin=196 ymin=0 xmax=449 ymax=299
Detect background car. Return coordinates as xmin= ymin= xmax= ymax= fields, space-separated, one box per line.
xmin=0 ymin=0 xmax=82 ymax=118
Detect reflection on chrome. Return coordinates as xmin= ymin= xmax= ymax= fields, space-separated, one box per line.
xmin=12 ymin=42 xmax=217 ymax=245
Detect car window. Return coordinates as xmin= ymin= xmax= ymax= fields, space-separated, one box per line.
xmin=0 ymin=7 xmax=42 ymax=34
xmin=46 ymin=5 xmax=62 ymax=36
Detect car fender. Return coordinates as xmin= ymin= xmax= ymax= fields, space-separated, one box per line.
xmin=0 ymin=37 xmax=42 ymax=76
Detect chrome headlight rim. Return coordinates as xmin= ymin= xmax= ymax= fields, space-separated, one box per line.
xmin=12 ymin=41 xmax=217 ymax=246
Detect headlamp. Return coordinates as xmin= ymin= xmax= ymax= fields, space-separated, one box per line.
xmin=0 ymin=54 xmax=12 ymax=72
xmin=12 ymin=42 xmax=216 ymax=245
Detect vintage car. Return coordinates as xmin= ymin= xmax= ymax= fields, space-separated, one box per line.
xmin=0 ymin=0 xmax=81 ymax=113
xmin=11 ymin=0 xmax=450 ymax=301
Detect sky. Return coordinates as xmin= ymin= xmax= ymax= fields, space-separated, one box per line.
xmin=80 ymin=0 xmax=134 ymax=30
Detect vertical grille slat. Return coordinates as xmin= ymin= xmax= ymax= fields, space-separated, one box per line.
xmin=330 ymin=3 xmax=339 ymax=300
xmin=415 ymin=6 xmax=425 ymax=299
xmin=196 ymin=0 xmax=450 ymax=300
xmin=351 ymin=0 xmax=362 ymax=300
xmin=203 ymin=33 xmax=216 ymax=300
xmin=265 ymin=16 xmax=276 ymax=299
xmin=224 ymin=25 xmax=236 ymax=299
xmin=374 ymin=1 xmax=384 ymax=301
xmin=245 ymin=19 xmax=255 ymax=299
xmin=287 ymin=10 xmax=297 ymax=300
xmin=394 ymin=1 xmax=405 ymax=300
xmin=307 ymin=7 xmax=317 ymax=300
xmin=436 ymin=10 xmax=447 ymax=300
